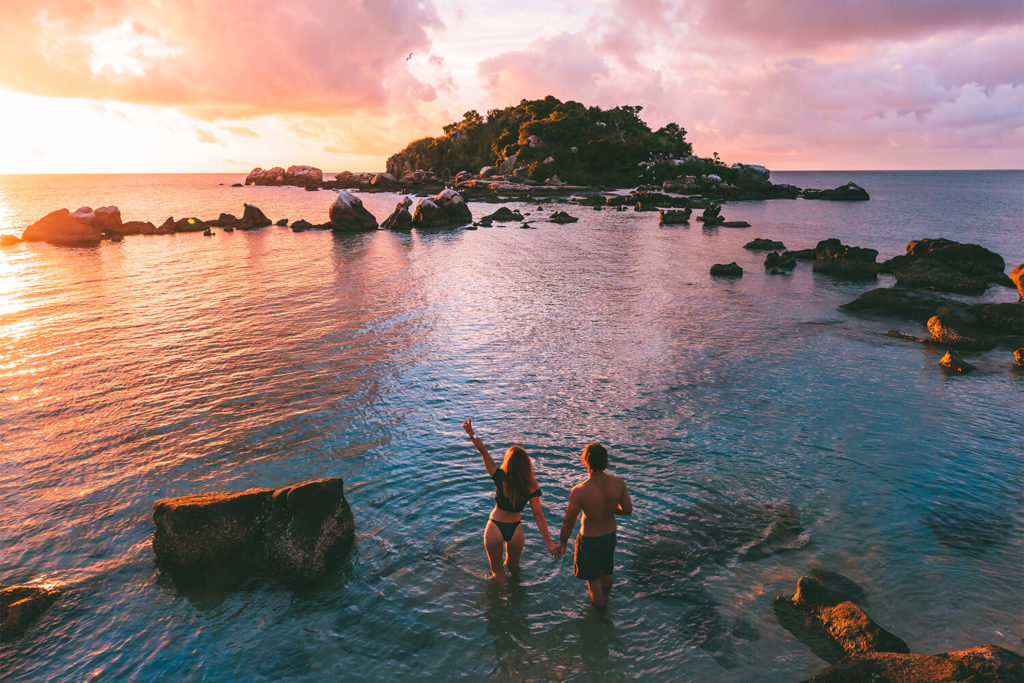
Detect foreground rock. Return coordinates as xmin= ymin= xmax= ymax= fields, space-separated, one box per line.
xmin=711 ymin=262 xmax=743 ymax=277
xmin=880 ymin=238 xmax=1012 ymax=295
xmin=1012 ymin=264 xmax=1024 ymax=301
xmin=329 ymin=191 xmax=378 ymax=231
xmin=21 ymin=209 xmax=102 ymax=246
xmin=774 ymin=576 xmax=909 ymax=664
xmin=840 ymin=288 xmax=960 ymax=322
xmin=1 ymin=585 xmax=60 ymax=640
xmin=413 ymin=189 xmax=472 ymax=228
xmin=381 ymin=197 xmax=413 ymax=231
xmin=802 ymin=182 xmax=870 ymax=201
xmin=939 ymin=350 xmax=975 ymax=374
xmin=153 ymin=478 xmax=355 ymax=582
xmin=809 ymin=644 xmax=1023 ymax=682
xmin=1015 ymin=348 xmax=1024 ymax=367
xmin=812 ymin=238 xmax=879 ymax=279
xmin=245 ymin=165 xmax=323 ymax=187
xmin=927 ymin=308 xmax=1000 ymax=351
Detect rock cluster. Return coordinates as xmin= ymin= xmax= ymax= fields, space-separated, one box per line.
xmin=413 ymin=189 xmax=473 ymax=228
xmin=153 ymin=477 xmax=355 ymax=582
xmin=659 ymin=208 xmax=691 ymax=224
xmin=765 ymin=251 xmax=796 ymax=273
xmin=245 ymin=165 xmax=324 ymax=187
xmin=880 ymin=238 xmax=1013 ymax=294
xmin=802 ymin=182 xmax=870 ymax=201
xmin=1 ymin=585 xmax=60 ymax=640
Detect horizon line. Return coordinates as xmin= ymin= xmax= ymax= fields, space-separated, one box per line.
xmin=1 ymin=168 xmax=1022 ymax=177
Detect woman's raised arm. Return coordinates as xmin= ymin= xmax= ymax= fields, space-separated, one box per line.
xmin=463 ymin=418 xmax=497 ymax=475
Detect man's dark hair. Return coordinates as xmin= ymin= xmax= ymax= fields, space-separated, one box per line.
xmin=582 ymin=443 xmax=608 ymax=471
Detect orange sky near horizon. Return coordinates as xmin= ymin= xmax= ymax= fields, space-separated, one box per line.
xmin=0 ymin=0 xmax=1021 ymax=174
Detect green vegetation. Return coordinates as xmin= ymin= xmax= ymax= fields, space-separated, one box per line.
xmin=386 ymin=96 xmax=708 ymax=187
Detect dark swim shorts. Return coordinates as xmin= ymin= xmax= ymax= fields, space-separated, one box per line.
xmin=573 ymin=532 xmax=616 ymax=581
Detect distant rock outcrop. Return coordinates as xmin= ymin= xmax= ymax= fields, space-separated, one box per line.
xmin=246 ymin=165 xmax=324 ymax=187
xmin=802 ymin=182 xmax=870 ymax=201
xmin=152 ymin=478 xmax=355 ymax=582
xmin=329 ymin=191 xmax=378 ymax=231
xmin=1 ymin=585 xmax=60 ymax=640
xmin=21 ymin=209 xmax=102 ymax=247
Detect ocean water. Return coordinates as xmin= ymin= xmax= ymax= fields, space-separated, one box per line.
xmin=1 ymin=170 xmax=1022 ymax=681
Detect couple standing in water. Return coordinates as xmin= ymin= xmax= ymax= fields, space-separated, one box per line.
xmin=462 ymin=419 xmax=633 ymax=606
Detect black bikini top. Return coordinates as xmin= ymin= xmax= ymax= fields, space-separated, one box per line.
xmin=492 ymin=468 xmax=541 ymax=513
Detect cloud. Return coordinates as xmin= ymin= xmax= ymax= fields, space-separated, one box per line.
xmin=0 ymin=0 xmax=442 ymax=115
xmin=195 ymin=128 xmax=217 ymax=143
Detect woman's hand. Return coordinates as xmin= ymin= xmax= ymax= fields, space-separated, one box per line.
xmin=546 ymin=538 xmax=559 ymax=557
xmin=462 ymin=418 xmax=475 ymax=439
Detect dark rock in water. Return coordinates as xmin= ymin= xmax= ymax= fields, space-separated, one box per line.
xmin=773 ymin=576 xmax=909 ymax=664
xmin=812 ymin=238 xmax=879 ymax=279
xmin=927 ymin=307 xmax=998 ymax=351
xmin=152 ymin=477 xmax=355 ymax=582
xmin=231 ymin=182 xmax=243 ymax=187
xmin=330 ymin=191 xmax=378 ymax=231
xmin=21 ymin=209 xmax=102 ymax=247
xmin=802 ymin=181 xmax=870 ymax=201
xmin=106 ymin=234 xmax=124 ymax=242
xmin=967 ymin=302 xmax=1024 ymax=337
xmin=699 ymin=203 xmax=724 ymax=226
xmin=120 ymin=220 xmax=157 ymax=235
xmin=1012 ymin=263 xmax=1024 ymax=301
xmin=880 ymin=238 xmax=1012 ymax=294
xmin=1 ymin=585 xmax=60 ymax=640
xmin=203 ymin=228 xmax=214 ymax=237
xmin=711 ymin=262 xmax=743 ymax=277
xmin=885 ymin=330 xmax=931 ymax=344
xmin=745 ymin=238 xmax=785 ymax=251
xmin=660 ymin=208 xmax=691 ymax=224
xmin=222 ymin=226 xmax=234 ymax=233
xmin=765 ymin=251 xmax=796 ymax=272
xmin=413 ymin=189 xmax=472 ymax=228
xmin=808 ymin=644 xmax=1023 ymax=683
xmin=810 ymin=568 xmax=867 ymax=605
xmin=480 ymin=206 xmax=524 ymax=222
xmin=382 ymin=197 xmax=414 ymax=231
xmin=275 ymin=218 xmax=288 ymax=226
xmin=840 ymin=288 xmax=959 ymax=323
xmin=939 ymin=350 xmax=975 ymax=374
xmin=925 ymin=502 xmax=1014 ymax=554
xmin=1016 ymin=347 xmax=1024 ymax=367
xmin=547 ymin=211 xmax=578 ymax=224
xmin=720 ymin=221 xmax=751 ymax=228
xmin=1 ymin=234 xmax=22 ymax=245
xmin=291 ymin=219 xmax=314 ymax=232
xmin=173 ymin=217 xmax=208 ymax=233
xmin=241 ymin=203 xmax=272 ymax=229
xmin=210 ymin=213 xmax=238 ymax=227
xmin=787 ymin=248 xmax=817 ymax=261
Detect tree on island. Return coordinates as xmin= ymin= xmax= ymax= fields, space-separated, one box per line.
xmin=386 ymin=96 xmax=737 ymax=187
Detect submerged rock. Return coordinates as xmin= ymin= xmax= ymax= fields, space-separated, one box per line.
xmin=939 ymin=350 xmax=975 ymax=374
xmin=480 ymin=206 xmax=524 ymax=222
xmin=711 ymin=262 xmax=743 ymax=277
xmin=880 ymin=238 xmax=1012 ymax=294
xmin=1 ymin=585 xmax=60 ymax=640
xmin=809 ymin=644 xmax=1023 ymax=682
xmin=21 ymin=209 xmax=102 ymax=247
xmin=329 ymin=191 xmax=378 ymax=231
xmin=812 ymin=238 xmax=879 ymax=279
xmin=152 ymin=477 xmax=355 ymax=582
xmin=774 ymin=576 xmax=909 ymax=665
xmin=802 ymin=182 xmax=870 ymax=201
xmin=745 ymin=238 xmax=785 ymax=251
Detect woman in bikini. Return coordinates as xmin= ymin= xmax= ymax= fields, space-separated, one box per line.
xmin=462 ymin=418 xmax=557 ymax=580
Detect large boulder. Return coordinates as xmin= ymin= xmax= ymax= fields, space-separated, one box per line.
xmin=939 ymin=350 xmax=975 ymax=374
xmin=765 ymin=251 xmax=796 ymax=273
xmin=480 ymin=207 xmax=524 ymax=222
xmin=152 ymin=478 xmax=354 ymax=582
xmin=1010 ymin=263 xmax=1023 ymax=301
xmin=745 ymin=238 xmax=785 ymax=251
xmin=927 ymin=308 xmax=999 ymax=351
xmin=711 ymin=262 xmax=743 ymax=277
xmin=434 ymin=189 xmax=472 ymax=225
xmin=381 ymin=197 xmax=413 ymax=231
xmin=412 ymin=199 xmax=445 ymax=228
xmin=329 ymin=191 xmax=377 ymax=231
xmin=21 ymin=209 xmax=102 ymax=247
xmin=812 ymin=238 xmax=879 ymax=279
xmin=880 ymin=238 xmax=1012 ymax=294
xmin=774 ymin=576 xmax=909 ymax=664
xmin=240 ymin=203 xmax=272 ymax=229
xmin=809 ymin=644 xmax=1023 ymax=682
xmin=730 ymin=163 xmax=770 ymax=188
xmin=92 ymin=206 xmax=122 ymax=232
xmin=547 ymin=211 xmax=578 ymax=224
xmin=802 ymin=182 xmax=870 ymax=200
xmin=172 ymin=217 xmax=209 ymax=233
xmin=1 ymin=585 xmax=60 ymax=640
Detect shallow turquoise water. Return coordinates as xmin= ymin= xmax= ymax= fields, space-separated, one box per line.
xmin=1 ymin=171 xmax=1022 ymax=680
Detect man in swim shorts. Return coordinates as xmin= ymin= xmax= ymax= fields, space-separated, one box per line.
xmin=555 ymin=443 xmax=633 ymax=606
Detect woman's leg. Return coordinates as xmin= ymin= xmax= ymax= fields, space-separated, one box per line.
xmin=484 ymin=522 xmax=506 ymax=580
xmin=505 ymin=523 xmax=525 ymax=573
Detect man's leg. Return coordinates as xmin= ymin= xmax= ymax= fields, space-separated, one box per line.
xmin=586 ymin=579 xmax=606 ymax=606
xmin=600 ymin=572 xmax=612 ymax=592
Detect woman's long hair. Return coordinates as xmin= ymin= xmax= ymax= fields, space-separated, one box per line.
xmin=502 ymin=446 xmax=538 ymax=509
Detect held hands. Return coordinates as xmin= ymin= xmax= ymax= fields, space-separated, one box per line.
xmin=550 ymin=541 xmax=567 ymax=559
xmin=462 ymin=418 xmax=475 ymax=439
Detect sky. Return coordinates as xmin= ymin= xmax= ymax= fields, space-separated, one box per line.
xmin=0 ymin=0 xmax=1021 ymax=173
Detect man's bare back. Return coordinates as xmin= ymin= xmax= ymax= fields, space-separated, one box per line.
xmin=574 ymin=472 xmax=631 ymax=537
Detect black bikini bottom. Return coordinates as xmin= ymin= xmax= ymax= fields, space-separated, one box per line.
xmin=491 ymin=519 xmax=521 ymax=543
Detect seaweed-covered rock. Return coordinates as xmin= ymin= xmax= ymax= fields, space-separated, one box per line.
xmin=329 ymin=191 xmax=378 ymax=231
xmin=711 ymin=262 xmax=743 ymax=277
xmin=802 ymin=182 xmax=870 ymax=201
xmin=745 ymin=238 xmax=785 ymax=251
xmin=773 ymin=576 xmax=909 ymax=664
xmin=152 ymin=478 xmax=355 ymax=582
xmin=1 ymin=585 xmax=60 ymax=640
xmin=939 ymin=351 xmax=975 ymax=374
xmin=809 ymin=644 xmax=1023 ymax=682
xmin=382 ymin=197 xmax=414 ymax=231
xmin=880 ymin=238 xmax=1012 ymax=294
xmin=812 ymin=238 xmax=879 ymax=279
xmin=21 ymin=209 xmax=102 ymax=247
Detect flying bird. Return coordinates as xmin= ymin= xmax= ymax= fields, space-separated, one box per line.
xmin=407 ymin=52 xmax=413 ymax=61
